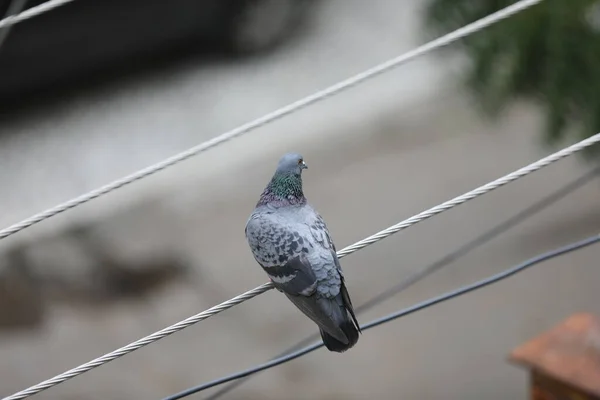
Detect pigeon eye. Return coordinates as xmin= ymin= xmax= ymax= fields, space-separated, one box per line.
xmin=298 ymin=159 xmax=303 ymax=165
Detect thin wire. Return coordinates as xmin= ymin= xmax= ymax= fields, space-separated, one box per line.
xmin=4 ymin=134 xmax=600 ymax=400
xmin=0 ymin=0 xmax=75 ymax=30
xmin=207 ymin=165 xmax=600 ymax=399
xmin=163 ymin=233 xmax=600 ymax=400
xmin=0 ymin=0 xmax=28 ymax=50
xmin=0 ymin=0 xmax=543 ymax=241
xmin=0 ymin=283 xmax=273 ymax=400
xmin=335 ymin=136 xmax=600 ymax=258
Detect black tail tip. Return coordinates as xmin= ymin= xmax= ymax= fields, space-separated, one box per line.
xmin=320 ymin=321 xmax=360 ymax=353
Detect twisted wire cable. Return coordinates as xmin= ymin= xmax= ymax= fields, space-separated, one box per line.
xmin=0 ymin=0 xmax=75 ymax=29
xmin=1 ymin=283 xmax=273 ymax=400
xmin=336 ymin=133 xmax=600 ymax=257
xmin=0 ymin=0 xmax=29 ymax=49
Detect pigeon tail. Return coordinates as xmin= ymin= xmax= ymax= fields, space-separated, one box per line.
xmin=320 ymin=319 xmax=359 ymax=353
xmin=284 ymin=287 xmax=360 ymax=352
xmin=319 ymin=286 xmax=360 ymax=353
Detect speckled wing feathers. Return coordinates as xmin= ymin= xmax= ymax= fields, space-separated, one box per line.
xmin=245 ymin=205 xmax=342 ymax=299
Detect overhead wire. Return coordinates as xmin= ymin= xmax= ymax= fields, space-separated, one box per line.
xmin=0 ymin=0 xmax=543 ymax=241
xmin=206 ymin=164 xmax=600 ymax=399
xmin=162 ymin=232 xmax=600 ymax=400
xmin=4 ymin=131 xmax=600 ymax=400
xmin=0 ymin=0 xmax=75 ymax=30
xmin=332 ymin=133 xmax=600 ymax=259
xmin=0 ymin=0 xmax=29 ymax=50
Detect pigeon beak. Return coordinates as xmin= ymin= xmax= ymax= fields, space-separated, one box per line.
xmin=301 ymin=160 xmax=308 ymax=170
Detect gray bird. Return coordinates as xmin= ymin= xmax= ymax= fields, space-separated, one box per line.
xmin=245 ymin=153 xmax=360 ymax=352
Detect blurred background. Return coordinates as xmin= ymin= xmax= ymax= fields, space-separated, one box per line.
xmin=0 ymin=0 xmax=599 ymax=399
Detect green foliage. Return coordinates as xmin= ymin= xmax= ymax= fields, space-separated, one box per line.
xmin=424 ymin=0 xmax=600 ymax=156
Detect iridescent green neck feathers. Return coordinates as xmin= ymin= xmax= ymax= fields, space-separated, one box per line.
xmin=258 ymin=171 xmax=305 ymax=206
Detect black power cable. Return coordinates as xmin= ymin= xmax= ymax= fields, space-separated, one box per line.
xmin=162 ymin=233 xmax=600 ymax=399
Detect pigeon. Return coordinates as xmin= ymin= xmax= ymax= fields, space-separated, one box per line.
xmin=245 ymin=152 xmax=360 ymax=352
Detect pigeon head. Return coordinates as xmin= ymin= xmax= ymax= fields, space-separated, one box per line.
xmin=257 ymin=153 xmax=308 ymax=206
xmin=275 ymin=152 xmax=308 ymax=176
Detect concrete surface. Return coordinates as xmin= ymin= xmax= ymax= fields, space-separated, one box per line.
xmin=0 ymin=0 xmax=599 ymax=400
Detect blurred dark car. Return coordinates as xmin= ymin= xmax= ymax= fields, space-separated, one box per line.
xmin=0 ymin=0 xmax=314 ymax=103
